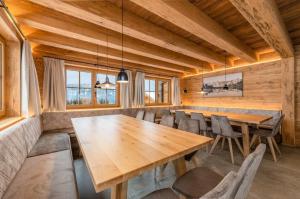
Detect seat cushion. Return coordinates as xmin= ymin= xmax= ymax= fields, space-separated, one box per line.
xmin=28 ymin=133 xmax=70 ymax=157
xmin=22 ymin=116 xmax=42 ymax=154
xmin=251 ymin=128 xmax=272 ymax=137
xmin=142 ymin=188 xmax=179 ymax=199
xmin=172 ymin=167 xmax=223 ymax=198
xmin=0 ymin=124 xmax=27 ymax=199
xmin=3 ymin=150 xmax=78 ymax=199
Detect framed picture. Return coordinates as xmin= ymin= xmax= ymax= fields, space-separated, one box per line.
xmin=203 ymin=73 xmax=243 ymax=97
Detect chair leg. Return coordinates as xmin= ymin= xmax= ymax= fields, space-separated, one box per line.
xmin=209 ymin=135 xmax=222 ymax=155
xmin=250 ymin=134 xmax=259 ymax=148
xmin=271 ymin=137 xmax=281 ymax=155
xmin=267 ymin=137 xmax=277 ymax=162
xmin=228 ymin=138 xmax=235 ymax=164
xmin=221 ymin=137 xmax=226 ymax=150
xmin=234 ymin=138 xmax=244 ymax=155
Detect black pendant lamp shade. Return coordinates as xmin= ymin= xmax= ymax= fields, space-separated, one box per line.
xmin=94 ymin=80 xmax=101 ymax=88
xmin=117 ymin=68 xmax=128 ymax=83
xmin=223 ymin=84 xmax=229 ymax=90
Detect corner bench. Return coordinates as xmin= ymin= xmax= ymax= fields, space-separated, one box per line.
xmin=0 ymin=116 xmax=78 ymax=199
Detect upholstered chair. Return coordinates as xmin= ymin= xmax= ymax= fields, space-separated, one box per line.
xmin=175 ymin=111 xmax=187 ymax=126
xmin=160 ymin=115 xmax=174 ymax=128
xmin=136 ymin=110 xmax=145 ymax=120
xmin=144 ymin=111 xmax=156 ymax=123
xmin=160 ymin=109 xmax=171 ymax=116
xmin=210 ymin=115 xmax=243 ymax=164
xmin=143 ymin=144 xmax=266 ymax=199
xmin=191 ymin=112 xmax=212 ymax=136
xmin=250 ymin=114 xmax=284 ymax=162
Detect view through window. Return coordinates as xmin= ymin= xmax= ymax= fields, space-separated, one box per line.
xmin=145 ymin=78 xmax=170 ymax=105
xmin=96 ymin=73 xmax=116 ymax=105
xmin=0 ymin=39 xmax=3 ymax=111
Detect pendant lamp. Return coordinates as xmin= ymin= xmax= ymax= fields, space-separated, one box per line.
xmin=94 ymin=44 xmax=101 ymax=88
xmin=223 ymin=54 xmax=229 ymax=90
xmin=200 ymin=63 xmax=206 ymax=94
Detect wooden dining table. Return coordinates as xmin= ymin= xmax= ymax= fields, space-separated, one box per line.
xmin=72 ymin=114 xmax=212 ymax=199
xmin=171 ymin=109 xmax=272 ymax=157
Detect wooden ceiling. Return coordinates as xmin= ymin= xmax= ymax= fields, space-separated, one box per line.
xmin=4 ymin=0 xmax=300 ymax=76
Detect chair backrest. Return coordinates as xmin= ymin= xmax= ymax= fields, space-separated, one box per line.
xmin=234 ymin=144 xmax=266 ymax=199
xmin=175 ymin=111 xmax=187 ymax=124
xmin=136 ymin=110 xmax=145 ymax=120
xmin=218 ymin=116 xmax=235 ymax=137
xmin=144 ymin=111 xmax=156 ymax=123
xmin=160 ymin=115 xmax=174 ymax=128
xmin=271 ymin=114 xmax=285 ymax=136
xmin=211 ymin=115 xmax=222 ymax=135
xmin=160 ymin=109 xmax=170 ymax=117
xmin=200 ymin=171 xmax=238 ymax=199
xmin=178 ymin=118 xmax=199 ymax=134
xmin=191 ymin=112 xmax=208 ymax=131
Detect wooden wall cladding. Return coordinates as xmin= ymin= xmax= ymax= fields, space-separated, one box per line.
xmin=295 ymin=45 xmax=300 ymax=146
xmin=181 ymin=60 xmax=283 ymax=110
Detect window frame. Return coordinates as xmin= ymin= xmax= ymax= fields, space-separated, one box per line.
xmin=144 ymin=76 xmax=171 ymax=106
xmin=0 ymin=36 xmax=5 ymax=117
xmin=65 ymin=66 xmax=120 ymax=109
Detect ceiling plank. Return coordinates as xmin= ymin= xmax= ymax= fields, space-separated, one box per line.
xmin=128 ymin=0 xmax=257 ymax=63
xmin=229 ymin=0 xmax=294 ymax=58
xmin=28 ymin=0 xmax=224 ymax=65
xmin=28 ymin=31 xmax=195 ymax=74
xmin=16 ymin=12 xmax=206 ymax=70
xmin=33 ymin=45 xmax=182 ymax=77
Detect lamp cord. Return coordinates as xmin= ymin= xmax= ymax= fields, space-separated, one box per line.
xmin=121 ymin=0 xmax=124 ymax=69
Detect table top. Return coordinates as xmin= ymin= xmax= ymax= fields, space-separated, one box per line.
xmin=72 ymin=114 xmax=212 ymax=192
xmin=171 ymin=109 xmax=272 ymax=125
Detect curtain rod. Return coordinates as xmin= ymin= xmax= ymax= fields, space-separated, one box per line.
xmin=0 ymin=1 xmax=25 ymax=40
xmin=42 ymin=56 xmax=175 ymax=78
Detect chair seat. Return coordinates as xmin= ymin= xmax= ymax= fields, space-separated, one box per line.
xmin=172 ymin=167 xmax=223 ymax=198
xmin=142 ymin=188 xmax=179 ymax=199
xmin=251 ymin=128 xmax=272 ymax=137
xmin=28 ymin=133 xmax=70 ymax=157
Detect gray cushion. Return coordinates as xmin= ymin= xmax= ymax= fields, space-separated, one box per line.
xmin=22 ymin=116 xmax=42 ymax=154
xmin=142 ymin=188 xmax=179 ymax=199
xmin=0 ymin=123 xmax=27 ymax=199
xmin=28 ymin=133 xmax=70 ymax=157
xmin=3 ymin=150 xmax=78 ymax=199
xmin=173 ymin=167 xmax=223 ymax=198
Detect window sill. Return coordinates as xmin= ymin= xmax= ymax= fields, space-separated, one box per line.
xmin=0 ymin=116 xmax=24 ymax=131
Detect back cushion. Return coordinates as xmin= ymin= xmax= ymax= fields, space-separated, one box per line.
xmin=0 ymin=123 xmax=27 ymax=198
xmin=22 ymin=116 xmax=42 ymax=154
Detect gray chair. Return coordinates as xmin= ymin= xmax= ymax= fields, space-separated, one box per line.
xmin=160 ymin=109 xmax=171 ymax=116
xmin=136 ymin=110 xmax=145 ymax=120
xmin=175 ymin=111 xmax=187 ymax=126
xmin=160 ymin=115 xmax=174 ymax=128
xmin=210 ymin=115 xmax=243 ymax=164
xmin=250 ymin=114 xmax=284 ymax=162
xmin=144 ymin=111 xmax=156 ymax=123
xmin=178 ymin=118 xmax=200 ymax=162
xmin=143 ymin=144 xmax=266 ymax=199
xmin=191 ymin=112 xmax=212 ymax=136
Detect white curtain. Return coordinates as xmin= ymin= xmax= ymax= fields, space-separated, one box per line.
xmin=120 ymin=70 xmax=133 ymax=109
xmin=21 ymin=40 xmax=42 ymax=117
xmin=133 ymin=72 xmax=145 ymax=108
xmin=172 ymin=77 xmax=181 ymax=106
xmin=43 ymin=57 xmax=66 ymax=112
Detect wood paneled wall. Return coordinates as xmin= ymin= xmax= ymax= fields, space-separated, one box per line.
xmin=181 ymin=59 xmax=297 ymax=146
xmin=295 ymin=46 xmax=300 ymax=146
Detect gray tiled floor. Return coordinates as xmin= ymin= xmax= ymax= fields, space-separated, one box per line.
xmin=74 ymin=143 xmax=300 ymax=199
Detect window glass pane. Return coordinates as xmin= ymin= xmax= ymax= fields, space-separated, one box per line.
xmin=80 ymin=72 xmax=91 ymax=88
xmin=96 ymin=73 xmax=117 ymax=105
xmin=96 ymin=89 xmax=106 ymax=104
xmin=107 ymin=89 xmax=116 ymax=104
xmin=145 ymin=79 xmax=149 ymax=91
xmin=79 ymin=88 xmax=92 ymax=104
xmin=66 ymin=70 xmax=79 ymax=88
xmin=144 ymin=92 xmax=150 ymax=104
xmin=0 ymin=42 xmax=2 ymax=110
xmin=97 ymin=73 xmax=106 ymax=83
xmin=150 ymin=80 xmax=155 ymax=91
xmin=158 ymin=80 xmax=169 ymax=104
xmin=67 ymin=88 xmax=79 ymax=105
xmin=149 ymin=92 xmax=155 ymax=103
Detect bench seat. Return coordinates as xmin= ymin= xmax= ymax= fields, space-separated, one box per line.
xmin=3 ymin=150 xmax=78 ymax=199
xmin=28 ymin=133 xmax=70 ymax=157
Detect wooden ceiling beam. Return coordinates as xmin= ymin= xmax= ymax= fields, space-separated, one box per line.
xmin=28 ymin=0 xmax=224 ymax=65
xmin=28 ymin=31 xmax=195 ymax=74
xmin=16 ymin=12 xmax=206 ymax=70
xmin=229 ymin=0 xmax=294 ymax=58
xmin=33 ymin=45 xmax=182 ymax=77
xmin=128 ymin=0 xmax=257 ymax=63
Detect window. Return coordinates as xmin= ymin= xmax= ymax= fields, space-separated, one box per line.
xmin=145 ymin=78 xmax=170 ymax=105
xmin=145 ymin=79 xmax=156 ymax=104
xmin=0 ymin=38 xmax=4 ymax=113
xmin=66 ymin=70 xmax=92 ymax=105
xmin=65 ymin=67 xmax=118 ymax=108
xmin=96 ymin=73 xmax=117 ymax=105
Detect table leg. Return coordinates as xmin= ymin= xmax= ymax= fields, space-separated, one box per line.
xmin=241 ymin=123 xmax=250 ymax=157
xmin=173 ymin=157 xmax=187 ymax=177
xmin=111 ymin=181 xmax=128 ymax=199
